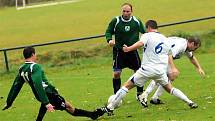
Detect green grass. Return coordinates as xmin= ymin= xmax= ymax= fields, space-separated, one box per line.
xmin=0 ymin=53 xmax=215 ymax=121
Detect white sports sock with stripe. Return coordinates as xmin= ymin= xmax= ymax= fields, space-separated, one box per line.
xmin=170 ymin=87 xmax=193 ymax=104
xmin=144 ymin=80 xmax=158 ymax=97
xmin=107 ymin=86 xmax=128 ymax=110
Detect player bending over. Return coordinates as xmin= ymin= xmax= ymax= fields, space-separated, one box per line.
xmin=141 ymin=36 xmax=205 ymax=106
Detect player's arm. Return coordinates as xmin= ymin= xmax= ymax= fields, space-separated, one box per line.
xmin=123 ymin=33 xmax=147 ymax=52
xmin=105 ymin=18 xmax=117 ymax=46
xmin=123 ymin=40 xmax=144 ymax=52
xmin=138 ymin=19 xmax=146 ymax=34
xmin=32 ymin=65 xmax=50 ymax=105
xmin=32 ymin=65 xmax=55 ymax=112
xmin=168 ymin=54 xmax=179 ymax=79
xmin=3 ymin=74 xmax=25 ymax=110
xmin=188 ymin=55 xmax=205 ymax=78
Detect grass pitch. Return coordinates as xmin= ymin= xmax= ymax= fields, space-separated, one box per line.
xmin=0 ymin=53 xmax=215 ymax=121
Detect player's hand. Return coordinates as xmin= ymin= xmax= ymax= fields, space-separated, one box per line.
xmin=197 ymin=68 xmax=205 ymax=78
xmin=46 ymin=103 xmax=55 ymax=112
xmin=108 ymin=40 xmax=115 ymax=46
xmin=2 ymin=104 xmax=11 ymax=111
xmin=123 ymin=44 xmax=129 ymax=52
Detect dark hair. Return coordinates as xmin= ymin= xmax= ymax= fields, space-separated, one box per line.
xmin=122 ymin=3 xmax=133 ymax=11
xmin=145 ymin=20 xmax=158 ymax=29
xmin=23 ymin=47 xmax=35 ymax=59
xmin=187 ymin=36 xmax=201 ymax=47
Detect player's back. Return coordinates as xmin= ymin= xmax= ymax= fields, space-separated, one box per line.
xmin=19 ymin=62 xmax=37 ymax=81
xmin=140 ymin=32 xmax=171 ymax=74
xmin=167 ymin=37 xmax=191 ymax=59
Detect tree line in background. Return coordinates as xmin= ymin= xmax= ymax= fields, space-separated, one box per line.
xmin=0 ymin=0 xmax=55 ymax=7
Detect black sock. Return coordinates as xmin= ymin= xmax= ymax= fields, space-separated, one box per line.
xmin=72 ymin=108 xmax=92 ymax=117
xmin=136 ymin=86 xmax=144 ymax=95
xmin=113 ymin=78 xmax=121 ymax=94
xmin=36 ymin=104 xmax=47 ymax=121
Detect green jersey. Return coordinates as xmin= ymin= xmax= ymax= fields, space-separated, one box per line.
xmin=6 ymin=62 xmax=56 ymax=106
xmin=105 ymin=16 xmax=146 ymax=49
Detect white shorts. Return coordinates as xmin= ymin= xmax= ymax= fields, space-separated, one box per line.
xmin=129 ymin=67 xmax=169 ymax=87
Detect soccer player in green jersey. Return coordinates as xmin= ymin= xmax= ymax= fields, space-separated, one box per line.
xmin=2 ymin=47 xmax=97 ymax=120
xmin=105 ymin=3 xmax=146 ymax=98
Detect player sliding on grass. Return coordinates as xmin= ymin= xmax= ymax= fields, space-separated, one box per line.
xmin=141 ymin=36 xmax=205 ymax=106
xmin=93 ymin=20 xmax=198 ymax=119
xmin=2 ymin=47 xmax=98 ymax=121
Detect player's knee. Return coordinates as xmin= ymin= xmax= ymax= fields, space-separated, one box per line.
xmin=113 ymin=72 xmax=121 ymax=78
xmin=168 ymin=72 xmax=180 ymax=81
xmin=65 ymin=102 xmax=75 ymax=113
xmin=163 ymin=83 xmax=173 ymax=93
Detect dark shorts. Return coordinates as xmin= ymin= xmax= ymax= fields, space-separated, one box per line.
xmin=113 ymin=47 xmax=141 ymax=71
xmin=46 ymin=92 xmax=66 ymax=111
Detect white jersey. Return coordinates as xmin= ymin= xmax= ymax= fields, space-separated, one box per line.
xmin=139 ymin=32 xmax=171 ymax=75
xmin=167 ymin=37 xmax=193 ymax=59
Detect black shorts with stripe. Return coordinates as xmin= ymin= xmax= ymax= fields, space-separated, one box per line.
xmin=46 ymin=91 xmax=66 ymax=110
xmin=113 ymin=47 xmax=141 ymax=71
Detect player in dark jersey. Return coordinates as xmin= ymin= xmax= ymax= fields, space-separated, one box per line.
xmin=105 ymin=3 xmax=146 ymax=98
xmin=2 ymin=47 xmax=97 ymax=120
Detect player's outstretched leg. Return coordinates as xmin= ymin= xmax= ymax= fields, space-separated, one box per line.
xmin=65 ymin=102 xmax=98 ymax=120
xmin=162 ymin=83 xmax=198 ymax=109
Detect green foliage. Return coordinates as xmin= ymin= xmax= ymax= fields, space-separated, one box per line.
xmin=0 ymin=0 xmax=15 ymax=7
xmin=170 ymin=31 xmax=193 ymax=38
xmin=199 ymin=29 xmax=215 ymax=53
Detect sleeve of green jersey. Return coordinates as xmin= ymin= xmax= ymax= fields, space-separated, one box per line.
xmin=31 ymin=64 xmax=49 ymax=105
xmin=105 ymin=18 xmax=117 ymax=43
xmin=6 ymin=74 xmax=25 ymax=106
xmin=41 ymin=70 xmax=51 ymax=86
xmin=138 ymin=19 xmax=146 ymax=34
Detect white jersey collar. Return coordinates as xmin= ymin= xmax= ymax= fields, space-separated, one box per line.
xmin=121 ymin=16 xmax=132 ymax=22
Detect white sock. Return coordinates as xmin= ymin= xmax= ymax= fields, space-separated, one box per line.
xmin=170 ymin=87 xmax=193 ymax=104
xmin=107 ymin=86 xmax=128 ymax=110
xmin=144 ymin=80 xmax=158 ymax=98
xmin=152 ymin=85 xmax=164 ymax=100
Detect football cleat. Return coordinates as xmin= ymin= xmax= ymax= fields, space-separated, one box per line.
xmin=140 ymin=99 xmax=148 ymax=107
xmin=150 ymin=99 xmax=164 ymax=105
xmin=138 ymin=97 xmax=148 ymax=108
xmin=93 ymin=107 xmax=114 ymax=119
xmin=137 ymin=94 xmax=148 ymax=108
xmin=188 ymin=103 xmax=198 ymax=109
